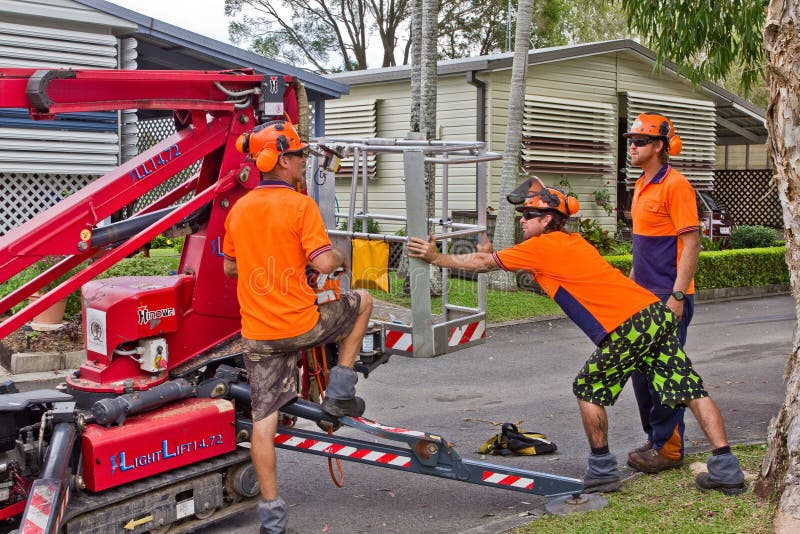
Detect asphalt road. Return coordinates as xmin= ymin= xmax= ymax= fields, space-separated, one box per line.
xmin=198 ymin=294 xmax=794 ymax=534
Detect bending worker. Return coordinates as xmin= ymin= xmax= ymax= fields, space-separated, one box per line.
xmin=406 ymin=179 xmax=745 ymax=495
xmin=223 ymin=120 xmax=373 ymax=533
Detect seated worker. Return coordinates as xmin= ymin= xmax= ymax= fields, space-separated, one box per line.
xmin=223 ymin=120 xmax=373 ymax=533
xmin=406 ymin=179 xmax=745 ymax=495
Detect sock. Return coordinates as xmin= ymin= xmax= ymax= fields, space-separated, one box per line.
xmin=712 ymin=445 xmax=731 ymax=456
xmin=591 ymin=445 xmax=609 ymax=455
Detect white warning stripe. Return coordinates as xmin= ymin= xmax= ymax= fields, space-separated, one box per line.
xmin=448 ymin=321 xmax=485 ymax=346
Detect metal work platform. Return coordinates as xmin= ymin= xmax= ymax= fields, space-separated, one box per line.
xmin=308 ymin=136 xmax=500 ymax=358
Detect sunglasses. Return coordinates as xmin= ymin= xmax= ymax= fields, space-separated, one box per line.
xmin=628 ymin=138 xmax=657 ymax=147
xmin=284 ymin=148 xmax=310 ymax=158
xmin=522 ymin=211 xmax=545 ymax=220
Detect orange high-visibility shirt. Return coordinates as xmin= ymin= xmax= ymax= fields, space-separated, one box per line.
xmin=494 ymin=232 xmax=658 ymax=345
xmin=631 ymin=164 xmax=700 ymax=296
xmin=223 ymin=180 xmax=332 ymax=340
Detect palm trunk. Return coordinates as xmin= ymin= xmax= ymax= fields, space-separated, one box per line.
xmin=421 ymin=0 xmax=442 ymax=296
xmin=755 ymin=3 xmax=800 ymax=532
xmin=489 ymin=0 xmax=533 ymax=291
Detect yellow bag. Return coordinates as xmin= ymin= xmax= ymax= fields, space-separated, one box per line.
xmin=350 ymin=238 xmax=390 ymax=292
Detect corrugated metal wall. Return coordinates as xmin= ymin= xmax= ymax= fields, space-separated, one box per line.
xmin=0 ymin=1 xmax=135 ymax=233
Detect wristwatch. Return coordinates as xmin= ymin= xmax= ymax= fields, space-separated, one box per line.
xmin=671 ymin=290 xmax=686 ymax=301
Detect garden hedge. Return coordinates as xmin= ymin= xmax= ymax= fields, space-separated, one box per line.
xmin=605 ymin=246 xmax=788 ymax=290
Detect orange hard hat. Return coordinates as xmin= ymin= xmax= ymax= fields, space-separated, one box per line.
xmin=515 ymin=185 xmax=580 ymax=217
xmin=235 ymin=120 xmax=308 ymax=172
xmin=623 ymin=113 xmax=682 ymax=156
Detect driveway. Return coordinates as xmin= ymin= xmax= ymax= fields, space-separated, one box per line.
xmin=202 ymin=294 xmax=794 ymax=534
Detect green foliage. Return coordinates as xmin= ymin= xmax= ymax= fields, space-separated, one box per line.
xmin=605 ymin=254 xmax=632 ymax=277
xmin=592 ymin=188 xmax=614 ymax=216
xmin=577 ymin=218 xmax=617 ymax=255
xmin=338 ymin=218 xmax=381 ymax=234
xmin=729 ymin=225 xmax=778 ymax=249
xmin=97 ymin=257 xmax=176 ymax=279
xmin=513 ymin=444 xmax=773 ymax=534
xmin=700 ymin=236 xmax=726 ymax=251
xmin=0 ymin=256 xmax=178 ymax=321
xmin=607 ymin=247 xmax=788 ymax=290
xmin=371 ymin=248 xmax=786 ymax=323
xmin=23 ymin=257 xmax=84 ymax=293
xmin=606 ymin=239 xmax=632 ymax=256
xmin=369 ymin=273 xmax=561 ymax=323
xmin=621 ymin=0 xmax=767 ymax=95
xmin=149 ymin=235 xmax=185 ymax=252
xmin=694 ymin=247 xmax=788 ymax=289
xmin=0 ymin=257 xmax=86 ymax=318
xmin=226 ymin=0 xmax=628 ymax=73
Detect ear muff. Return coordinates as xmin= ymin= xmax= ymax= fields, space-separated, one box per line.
xmin=668 ymin=134 xmax=682 ymax=156
xmin=255 ymin=149 xmax=279 ymax=173
xmin=236 ymin=132 xmax=251 ymax=155
xmin=565 ymin=196 xmax=580 ymax=216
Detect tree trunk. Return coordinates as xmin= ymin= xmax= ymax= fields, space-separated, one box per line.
xmin=489 ymin=0 xmax=533 ymax=291
xmin=409 ymin=0 xmax=422 ymax=132
xmin=421 ymin=0 xmax=442 ymax=295
xmin=755 ymin=2 xmax=800 ymax=531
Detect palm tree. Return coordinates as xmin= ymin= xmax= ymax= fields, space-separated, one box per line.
xmin=489 ymin=0 xmax=534 ymax=291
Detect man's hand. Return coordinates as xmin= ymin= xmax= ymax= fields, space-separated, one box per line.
xmin=406 ymin=235 xmax=439 ymax=264
xmin=476 ymin=233 xmax=493 ymax=254
xmin=666 ymin=296 xmax=684 ymax=321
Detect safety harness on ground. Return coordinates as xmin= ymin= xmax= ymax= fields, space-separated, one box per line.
xmin=477 ymin=423 xmax=557 ymax=456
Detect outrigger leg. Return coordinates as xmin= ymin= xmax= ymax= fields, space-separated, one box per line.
xmin=238 ymin=398 xmax=584 ymax=498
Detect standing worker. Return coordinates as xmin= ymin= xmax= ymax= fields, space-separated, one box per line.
xmin=624 ymin=113 xmax=701 ymax=474
xmin=223 ymin=120 xmax=373 ymax=533
xmin=406 ymin=180 xmax=745 ymax=495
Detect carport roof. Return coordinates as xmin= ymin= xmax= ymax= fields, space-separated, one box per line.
xmin=329 ymin=39 xmax=766 ymax=145
xmin=71 ymin=0 xmax=348 ymax=100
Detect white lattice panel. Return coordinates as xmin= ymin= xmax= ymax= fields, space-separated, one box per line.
xmin=0 ymin=172 xmax=95 ymax=235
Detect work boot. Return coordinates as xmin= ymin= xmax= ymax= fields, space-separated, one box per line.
xmin=258 ymin=497 xmax=288 ymax=534
xmin=627 ymin=448 xmax=683 ymax=474
xmin=628 ymin=440 xmax=653 ymax=457
xmin=321 ymin=366 xmax=366 ymax=418
xmin=582 ymin=451 xmax=621 ymax=494
xmin=695 ymin=452 xmax=746 ymax=496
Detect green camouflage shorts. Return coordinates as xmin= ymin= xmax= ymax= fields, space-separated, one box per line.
xmin=243 ymin=292 xmax=361 ymax=421
xmin=572 ymin=302 xmax=708 ymax=407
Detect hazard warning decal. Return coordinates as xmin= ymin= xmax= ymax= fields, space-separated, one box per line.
xmin=448 ymin=320 xmax=485 ymax=347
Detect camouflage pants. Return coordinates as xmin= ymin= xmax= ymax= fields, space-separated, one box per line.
xmin=243 ymin=292 xmax=361 ymax=421
xmin=573 ymin=302 xmax=708 ymax=407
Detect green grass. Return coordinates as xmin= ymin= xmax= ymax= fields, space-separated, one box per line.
xmin=148 ymin=248 xmax=181 ymax=271
xmin=368 ymin=273 xmax=562 ymax=323
xmin=512 ymin=444 xmax=774 ymax=534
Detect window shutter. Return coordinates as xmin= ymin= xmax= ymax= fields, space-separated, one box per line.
xmin=324 ymin=99 xmax=378 ymax=179
xmin=522 ymin=95 xmax=615 ymax=175
xmin=625 ymin=91 xmax=716 ymax=190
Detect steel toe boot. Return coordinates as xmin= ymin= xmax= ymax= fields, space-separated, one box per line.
xmin=627 ymin=448 xmax=683 ymax=473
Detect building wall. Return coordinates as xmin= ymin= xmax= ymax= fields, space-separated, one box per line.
xmin=333 ymin=50 xmax=720 ymax=233
xmin=486 ymin=52 xmax=714 ymax=228
xmin=332 ymin=75 xmax=479 ymax=234
xmin=716 ymin=144 xmax=770 ymax=170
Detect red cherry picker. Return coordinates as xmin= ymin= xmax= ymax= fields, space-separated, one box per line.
xmin=0 ymin=68 xmax=582 ymax=533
